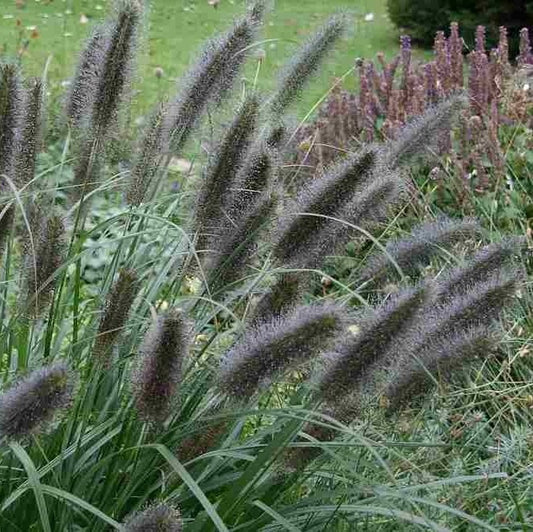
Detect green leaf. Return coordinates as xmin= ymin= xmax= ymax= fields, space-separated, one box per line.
xmin=39 ymin=484 xmax=122 ymax=530
xmin=142 ymin=443 xmax=229 ymax=532
xmin=9 ymin=441 xmax=51 ymax=532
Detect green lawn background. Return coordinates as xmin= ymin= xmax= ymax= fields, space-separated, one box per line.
xmin=1 ymin=0 xmax=403 ymax=118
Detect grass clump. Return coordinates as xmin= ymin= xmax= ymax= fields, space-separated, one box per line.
xmin=0 ymin=2 xmax=529 ymax=530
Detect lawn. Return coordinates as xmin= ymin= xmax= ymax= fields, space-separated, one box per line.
xmin=1 ymin=0 xmax=401 ymax=117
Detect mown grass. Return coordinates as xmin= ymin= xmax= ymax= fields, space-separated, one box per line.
xmin=1 ymin=0 xmax=401 ymax=116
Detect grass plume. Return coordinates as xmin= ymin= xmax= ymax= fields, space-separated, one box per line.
xmin=65 ymin=24 xmax=109 ymax=128
xmin=126 ymin=102 xmax=169 ymax=206
xmin=91 ymin=0 xmax=140 ymax=136
xmin=192 ymin=95 xmax=260 ymax=257
xmin=205 ymin=192 xmax=277 ymax=291
xmin=133 ymin=309 xmax=191 ymax=424
xmin=0 ymin=64 xmax=23 ymax=185
xmin=23 ymin=213 xmax=66 ymax=317
xmin=123 ymin=503 xmax=182 ymax=532
xmin=386 ymin=93 xmax=467 ymax=168
xmin=269 ymin=15 xmax=346 ymax=116
xmin=383 ymin=328 xmax=494 ymax=410
xmin=94 ymin=268 xmax=139 ymax=361
xmin=167 ymin=5 xmax=263 ymax=153
xmin=219 ymin=302 xmax=347 ymax=398
xmin=16 ymin=78 xmax=43 ymax=190
xmin=360 ymin=217 xmax=482 ymax=283
xmin=0 ymin=363 xmax=73 ymax=440
xmin=436 ymin=237 xmax=526 ymax=300
xmin=272 ymin=148 xmax=379 ymax=267
xmin=318 ymin=286 xmax=430 ymax=404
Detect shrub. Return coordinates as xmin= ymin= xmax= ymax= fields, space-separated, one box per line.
xmin=387 ymin=0 xmax=533 ymax=54
xmin=0 ymin=1 xmax=528 ymax=530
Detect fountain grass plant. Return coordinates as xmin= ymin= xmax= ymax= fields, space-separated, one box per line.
xmin=0 ymin=1 xmax=530 ymax=530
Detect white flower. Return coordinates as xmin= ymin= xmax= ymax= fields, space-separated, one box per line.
xmin=364 ymin=13 xmax=374 ymax=22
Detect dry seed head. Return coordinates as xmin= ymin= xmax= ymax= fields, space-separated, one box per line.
xmin=24 ymin=213 xmax=66 ymax=317
xmin=231 ymin=142 xmax=278 ymax=211
xmin=386 ymin=93 xmax=467 ymax=168
xmin=250 ymin=271 xmax=303 ymax=324
xmin=281 ymin=171 xmax=402 ymax=270
xmin=127 ymin=101 xmax=169 ymax=206
xmin=360 ymin=217 xmax=482 ymax=284
xmin=91 ymin=1 xmax=140 ymax=135
xmin=0 ymin=363 xmax=74 ymax=440
xmin=192 ymin=95 xmax=260 ymax=256
xmin=16 ymin=78 xmax=44 ymax=189
xmin=384 ymin=274 xmax=519 ymax=372
xmin=133 ymin=308 xmax=191 ymax=423
xmin=265 ymin=121 xmax=287 ymax=149
xmin=426 ymin=275 xmax=518 ymax=342
xmin=65 ymin=24 xmax=109 ymax=128
xmin=0 ymin=204 xmax=14 ymax=264
xmin=94 ymin=268 xmax=139 ymax=360
xmin=205 ymin=192 xmax=277 ymax=290
xmin=272 ymin=147 xmax=379 ymax=267
xmin=269 ymin=15 xmax=346 ymax=116
xmin=436 ymin=237 xmax=526 ymax=301
xmin=303 ymin=174 xmax=403 ymax=269
xmin=167 ymin=7 xmax=262 ymax=153
xmin=123 ymin=503 xmax=182 ymax=532
xmin=219 ymin=302 xmax=347 ymax=398
xmin=0 ymin=64 xmax=23 ymax=183
xmin=383 ymin=328 xmax=494 ymax=411
xmin=72 ymin=135 xmax=102 ymax=200
xmin=318 ymin=285 xmax=430 ymax=404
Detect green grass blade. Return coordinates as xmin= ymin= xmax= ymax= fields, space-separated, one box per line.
xmin=252 ymin=500 xmax=302 ymax=532
xmin=9 ymin=441 xmax=51 ymax=532
xmin=143 ymin=443 xmax=229 ymax=532
xmin=39 ymin=484 xmax=122 ymax=530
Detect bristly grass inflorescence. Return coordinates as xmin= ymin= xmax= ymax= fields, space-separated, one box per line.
xmin=123 ymin=503 xmax=182 ymax=532
xmin=133 ymin=308 xmax=191 ymax=424
xmin=0 ymin=363 xmax=74 ymax=441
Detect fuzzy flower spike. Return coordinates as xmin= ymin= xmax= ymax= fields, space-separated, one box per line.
xmin=0 ymin=63 xmax=23 ymax=185
xmin=16 ymin=78 xmax=44 ymax=190
xmin=123 ymin=503 xmax=182 ymax=532
xmin=219 ymin=302 xmax=348 ymax=399
xmin=269 ymin=15 xmax=346 ymax=116
xmin=126 ymin=101 xmax=169 ymax=206
xmin=272 ymin=147 xmax=379 ymax=268
xmin=318 ymin=285 xmax=430 ymax=404
xmin=23 ymin=213 xmax=66 ymax=317
xmin=192 ymin=94 xmax=259 ymax=257
xmin=90 ymin=0 xmax=141 ymax=136
xmin=94 ymin=268 xmax=139 ymax=361
xmin=360 ymin=217 xmax=482 ymax=284
xmin=65 ymin=24 xmax=109 ymax=129
xmin=385 ymin=93 xmax=467 ymax=168
xmin=133 ymin=309 xmax=191 ymax=424
xmin=167 ymin=3 xmax=264 ymax=154
xmin=0 ymin=363 xmax=74 ymax=440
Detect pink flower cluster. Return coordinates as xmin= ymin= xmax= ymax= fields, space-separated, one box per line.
xmin=294 ymin=24 xmax=532 ymax=192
